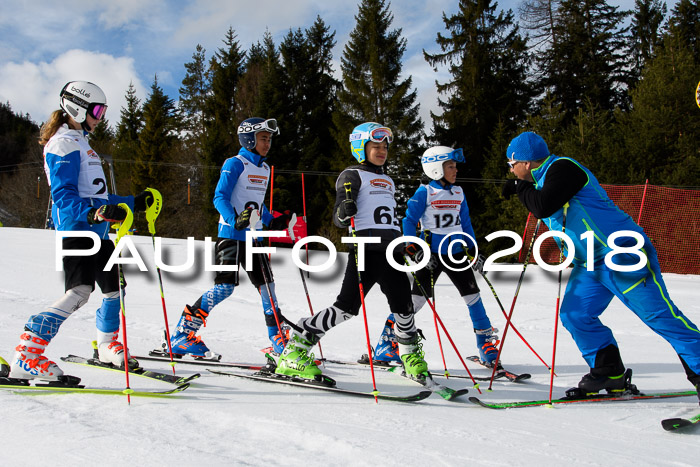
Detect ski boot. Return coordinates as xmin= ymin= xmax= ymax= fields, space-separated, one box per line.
xmin=566 ymin=368 xmax=637 ymax=398
xmin=373 ymin=314 xmax=401 ymax=365
xmin=475 ymin=327 xmax=501 ymax=368
xmin=8 ymin=330 xmax=81 ymax=386
xmin=275 ymin=331 xmax=323 ymax=381
xmin=398 ymin=333 xmax=429 ymax=378
xmin=165 ymin=305 xmax=220 ymax=360
xmin=268 ymin=323 xmax=290 ymax=355
xmin=96 ymin=331 xmax=139 ymax=370
xmin=357 ymin=314 xmax=401 ymax=366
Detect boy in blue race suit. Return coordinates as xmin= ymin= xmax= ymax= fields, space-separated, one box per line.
xmin=503 ymin=131 xmax=700 ymax=402
xmin=368 ymin=146 xmax=500 ymax=368
xmin=153 ymin=118 xmax=291 ymax=360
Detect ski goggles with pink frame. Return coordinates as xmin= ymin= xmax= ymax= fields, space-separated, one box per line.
xmin=87 ymin=103 xmax=107 ymax=121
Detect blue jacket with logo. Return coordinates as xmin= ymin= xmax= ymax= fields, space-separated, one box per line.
xmin=44 ymin=125 xmax=134 ymax=238
xmin=526 ymin=156 xmax=644 ymax=267
xmin=214 ymin=147 xmax=274 ymax=240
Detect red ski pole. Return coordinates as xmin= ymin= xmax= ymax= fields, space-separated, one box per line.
xmin=344 ymin=183 xmax=379 ymax=402
xmin=549 ymin=204 xmax=569 ymax=404
xmin=487 ymin=219 xmax=542 ymax=390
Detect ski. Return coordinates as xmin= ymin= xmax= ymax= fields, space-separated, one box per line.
xmin=469 ymin=390 xmax=698 ymax=409
xmin=386 ymin=367 xmax=469 ymax=401
xmin=134 ymin=353 xmax=264 ymax=370
xmin=0 ymin=379 xmax=189 ymax=398
xmin=207 ymin=369 xmax=432 ymax=402
xmin=61 ymin=355 xmax=200 ymax=386
xmin=465 ymin=355 xmax=531 ymax=383
xmin=330 ymin=355 xmax=509 ymax=383
xmin=661 ymin=413 xmax=700 ymax=432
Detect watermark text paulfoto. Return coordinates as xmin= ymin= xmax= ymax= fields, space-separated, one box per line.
xmin=55 ymin=229 xmax=647 ymax=273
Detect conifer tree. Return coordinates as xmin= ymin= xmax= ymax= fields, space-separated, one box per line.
xmin=134 ymin=76 xmax=177 ymax=193
xmin=666 ymin=0 xmax=699 ymax=61
xmin=201 ymin=28 xmax=245 ymax=230
xmin=424 ymin=0 xmax=531 ymax=229
xmin=540 ymin=0 xmax=630 ymax=120
xmin=618 ymin=14 xmax=700 ymax=186
xmin=179 ymin=44 xmax=210 ymax=148
xmin=629 ymin=0 xmax=667 ymax=81
xmin=113 ymin=82 xmax=143 ymax=194
xmin=333 ymin=0 xmax=423 ymax=208
xmin=274 ymin=18 xmax=339 ymax=235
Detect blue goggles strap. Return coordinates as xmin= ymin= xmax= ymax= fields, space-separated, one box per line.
xmin=421 ymin=148 xmax=464 ymax=164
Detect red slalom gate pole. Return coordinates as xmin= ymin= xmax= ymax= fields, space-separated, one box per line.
xmin=301 ymin=173 xmax=309 ymax=274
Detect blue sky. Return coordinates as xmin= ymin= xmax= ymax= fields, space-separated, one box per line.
xmin=0 ymin=0 xmax=636 ymax=128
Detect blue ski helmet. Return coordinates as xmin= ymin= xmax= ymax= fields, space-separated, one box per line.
xmin=237 ymin=118 xmax=280 ymax=150
xmin=349 ymin=122 xmax=393 ymax=162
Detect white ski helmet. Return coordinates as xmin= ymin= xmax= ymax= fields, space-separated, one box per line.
xmin=421 ymin=146 xmax=465 ymax=180
xmin=59 ymin=81 xmax=107 ymax=128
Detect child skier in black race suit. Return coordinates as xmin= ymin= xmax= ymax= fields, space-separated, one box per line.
xmin=274 ymin=122 xmax=429 ymax=381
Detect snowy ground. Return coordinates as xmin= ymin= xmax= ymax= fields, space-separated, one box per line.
xmin=1 ymin=227 xmax=698 ymax=466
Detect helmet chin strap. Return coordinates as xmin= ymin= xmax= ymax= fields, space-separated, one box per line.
xmin=81 ymin=120 xmax=93 ymax=132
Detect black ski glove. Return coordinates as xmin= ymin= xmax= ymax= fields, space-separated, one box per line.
xmin=88 ymin=205 xmax=127 ymax=224
xmin=134 ymin=190 xmax=154 ymax=212
xmin=502 ymin=179 xmax=520 ymax=199
xmin=234 ymin=207 xmax=253 ymax=231
xmin=336 ymin=199 xmax=357 ymax=225
xmin=404 ymin=243 xmax=438 ymax=271
xmin=268 ymin=210 xmax=291 ymax=230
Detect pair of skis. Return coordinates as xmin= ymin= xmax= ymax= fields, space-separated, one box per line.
xmin=335 ymin=354 xmax=531 ymax=383
xmin=0 ymin=355 xmax=190 ymax=398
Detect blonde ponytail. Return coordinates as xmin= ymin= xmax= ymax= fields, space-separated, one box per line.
xmin=38 ymin=110 xmax=70 ymax=146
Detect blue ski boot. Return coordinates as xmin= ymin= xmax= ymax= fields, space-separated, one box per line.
xmin=268 ymin=324 xmax=290 ymax=355
xmin=475 ymin=327 xmax=500 ymax=367
xmin=373 ymin=314 xmax=401 ymax=364
xmin=167 ymin=305 xmax=220 ymax=359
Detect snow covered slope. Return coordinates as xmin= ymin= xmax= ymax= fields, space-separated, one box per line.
xmin=1 ymin=228 xmax=698 ymax=466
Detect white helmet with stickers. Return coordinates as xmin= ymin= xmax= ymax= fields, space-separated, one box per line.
xmin=59 ymin=81 xmax=107 ymax=130
xmin=421 ymin=146 xmax=465 ymax=180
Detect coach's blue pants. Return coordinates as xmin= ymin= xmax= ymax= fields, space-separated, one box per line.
xmin=560 ymin=241 xmax=700 ymax=376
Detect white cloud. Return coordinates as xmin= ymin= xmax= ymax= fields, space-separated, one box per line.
xmin=0 ymin=49 xmax=147 ymax=124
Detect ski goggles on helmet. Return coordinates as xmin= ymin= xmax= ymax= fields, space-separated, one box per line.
xmin=238 ymin=118 xmax=279 ymax=135
xmin=421 ymin=148 xmax=464 ymax=164
xmin=87 ymin=103 xmax=107 ymax=121
xmin=350 ymin=126 xmax=394 ymax=144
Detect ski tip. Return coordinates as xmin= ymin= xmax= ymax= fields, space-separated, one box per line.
xmin=661 ymin=418 xmax=693 ymax=431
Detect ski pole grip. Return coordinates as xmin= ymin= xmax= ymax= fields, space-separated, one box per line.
xmin=145 ymin=187 xmax=163 ymax=235
xmin=114 ymin=203 xmax=134 ymax=244
xmin=343 ymin=182 xmax=352 ymax=200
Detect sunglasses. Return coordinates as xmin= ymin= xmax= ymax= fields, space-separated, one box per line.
xmin=88 ymin=103 xmax=107 ymax=121
xmin=507 ymin=159 xmax=524 ymax=168
xmin=238 ymin=118 xmax=280 ymax=135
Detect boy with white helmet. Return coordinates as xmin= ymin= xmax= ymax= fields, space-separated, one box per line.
xmin=8 ymin=81 xmax=153 ymax=383
xmin=275 ymin=122 xmax=430 ymax=381
xmin=153 ymin=117 xmax=293 ymax=361
xmin=368 ymin=146 xmax=500 ymax=368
